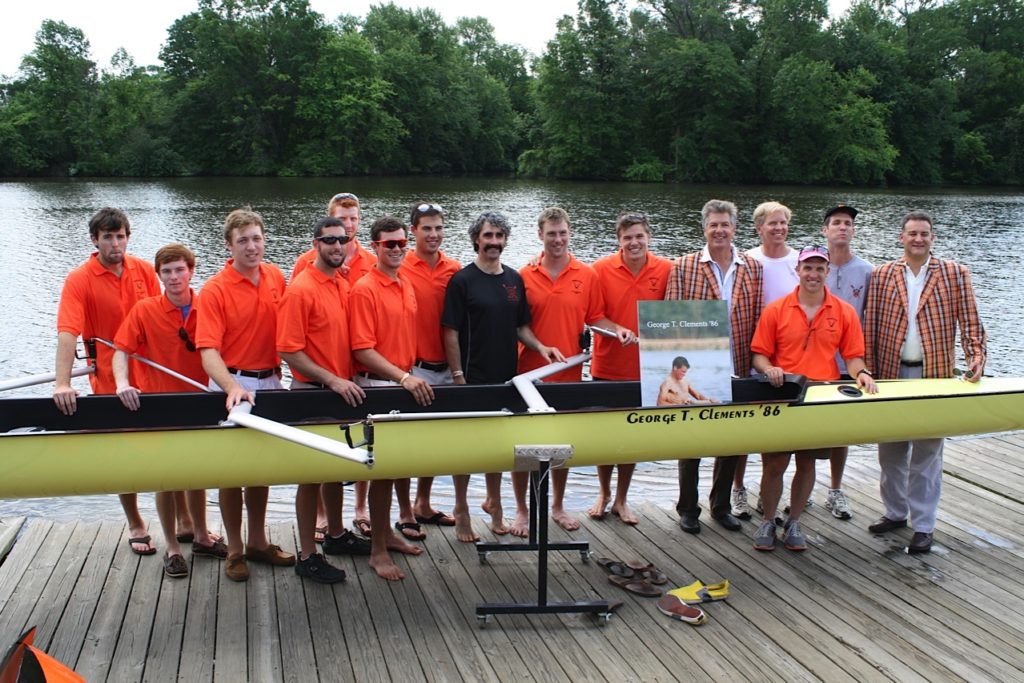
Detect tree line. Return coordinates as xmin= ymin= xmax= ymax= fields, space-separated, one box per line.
xmin=1 ymin=0 xmax=1021 ymax=185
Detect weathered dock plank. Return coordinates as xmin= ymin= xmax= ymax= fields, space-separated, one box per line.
xmin=0 ymin=432 xmax=1022 ymax=682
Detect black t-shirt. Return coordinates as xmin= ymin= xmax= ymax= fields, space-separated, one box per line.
xmin=441 ymin=262 xmax=531 ymax=384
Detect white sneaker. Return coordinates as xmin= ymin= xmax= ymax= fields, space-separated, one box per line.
xmin=825 ymin=489 xmax=853 ymax=520
xmin=731 ymin=487 xmax=752 ymax=519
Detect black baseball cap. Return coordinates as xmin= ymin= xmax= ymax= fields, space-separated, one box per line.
xmin=823 ymin=204 xmax=858 ymax=222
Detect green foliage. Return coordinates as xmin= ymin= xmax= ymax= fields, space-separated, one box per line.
xmin=0 ymin=0 xmax=1022 ymax=184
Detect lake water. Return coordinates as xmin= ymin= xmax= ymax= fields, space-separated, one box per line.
xmin=1 ymin=177 xmax=1021 ymax=522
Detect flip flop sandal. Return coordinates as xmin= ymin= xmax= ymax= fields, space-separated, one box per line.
xmin=314 ymin=526 xmax=327 ymax=543
xmin=176 ymin=532 xmax=195 ymax=543
xmin=128 ymin=535 xmax=157 ymax=556
xmin=656 ymin=595 xmax=707 ymax=624
xmin=353 ymin=518 xmax=372 ymax=538
xmin=667 ymin=580 xmax=706 ymax=604
xmin=596 ymin=557 xmax=635 ymax=578
xmin=395 ymin=521 xmax=426 ymax=540
xmin=415 ymin=512 xmax=456 ymax=527
xmin=638 ymin=567 xmax=669 ymax=585
xmin=624 ymin=559 xmax=653 ymax=572
xmin=608 ymin=574 xmax=662 ymax=597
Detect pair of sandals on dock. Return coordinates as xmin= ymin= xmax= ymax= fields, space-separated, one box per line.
xmin=598 ymin=556 xmax=729 ymax=625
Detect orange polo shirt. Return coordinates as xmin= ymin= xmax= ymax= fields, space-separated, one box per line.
xmin=400 ymin=250 xmax=461 ymax=363
xmin=57 ymin=253 xmax=160 ymax=394
xmin=276 ymin=266 xmax=353 ymax=382
xmin=195 ymin=260 xmax=285 ymax=371
xmin=519 ymin=255 xmax=605 ymax=382
xmin=114 ymin=289 xmax=208 ymax=393
xmin=590 ymin=250 xmax=672 ymax=380
xmin=349 ymin=268 xmax=418 ymax=373
xmin=291 ymin=241 xmax=377 ymax=285
xmin=750 ymin=286 xmax=864 ymax=381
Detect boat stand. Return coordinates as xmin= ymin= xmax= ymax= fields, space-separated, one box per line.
xmin=475 ymin=452 xmax=611 ymax=624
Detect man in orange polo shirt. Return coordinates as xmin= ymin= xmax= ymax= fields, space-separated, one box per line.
xmin=291 ymin=192 xmax=377 ymax=285
xmin=196 ymin=208 xmax=295 ymax=582
xmin=750 ymin=245 xmax=877 ymax=552
xmin=400 ymin=201 xmax=461 ymax=536
xmin=292 ymin=192 xmax=377 ymax=538
xmin=515 ymin=206 xmax=636 ymax=534
xmin=112 ymin=243 xmax=225 ymax=577
xmin=589 ymin=211 xmax=672 ymax=526
xmin=349 ymin=215 xmax=430 ymax=581
xmin=54 ymin=207 xmax=161 ymax=556
xmin=277 ymin=216 xmax=367 ymax=583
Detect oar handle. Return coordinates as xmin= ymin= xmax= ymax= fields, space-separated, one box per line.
xmin=226 ymin=401 xmax=371 ymax=465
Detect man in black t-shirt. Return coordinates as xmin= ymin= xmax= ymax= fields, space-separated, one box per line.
xmin=441 ymin=211 xmax=563 ymax=541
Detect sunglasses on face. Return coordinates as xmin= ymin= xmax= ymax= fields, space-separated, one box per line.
xmin=799 ymin=244 xmax=829 ymax=259
xmin=315 ymin=235 xmax=351 ymax=245
xmin=373 ymin=239 xmax=408 ymax=250
xmin=179 ymin=327 xmax=196 ymax=352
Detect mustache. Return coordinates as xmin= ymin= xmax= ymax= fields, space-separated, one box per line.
xmin=483 ymin=243 xmax=504 ymax=252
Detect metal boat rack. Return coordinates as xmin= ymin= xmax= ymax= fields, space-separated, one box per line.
xmin=474 ymin=352 xmax=613 ymax=625
xmin=475 ymin=444 xmax=612 ymax=624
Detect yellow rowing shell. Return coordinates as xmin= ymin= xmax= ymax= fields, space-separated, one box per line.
xmin=1 ymin=377 xmax=1022 ymax=498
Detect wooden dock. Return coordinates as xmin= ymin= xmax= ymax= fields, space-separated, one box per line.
xmin=2 ymin=432 xmax=1024 ymax=682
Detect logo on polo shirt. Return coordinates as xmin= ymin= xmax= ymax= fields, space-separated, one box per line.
xmin=572 ymin=280 xmax=583 ymax=292
xmin=648 ymin=277 xmax=659 ymax=291
xmin=502 ymin=284 xmax=520 ymax=302
xmin=851 ymin=285 xmax=863 ymax=299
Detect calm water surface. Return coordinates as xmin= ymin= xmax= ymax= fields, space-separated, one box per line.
xmin=1 ymin=178 xmax=1021 ymax=521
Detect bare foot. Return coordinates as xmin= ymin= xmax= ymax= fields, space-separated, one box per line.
xmin=611 ymin=503 xmax=639 ymax=525
xmin=385 ymin=533 xmax=424 ymax=556
xmin=552 ymin=509 xmax=580 ymax=531
xmin=454 ymin=511 xmax=480 ymax=543
xmin=587 ymin=494 xmax=609 ymax=520
xmin=481 ymin=499 xmax=508 ymax=535
xmin=509 ymin=511 xmax=530 ymax=538
xmin=369 ymin=552 xmax=405 ymax=581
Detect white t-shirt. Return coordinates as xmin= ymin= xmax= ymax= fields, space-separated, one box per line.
xmin=747 ymin=245 xmax=798 ymax=304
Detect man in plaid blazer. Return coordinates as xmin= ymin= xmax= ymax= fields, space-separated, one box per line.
xmin=863 ymin=210 xmax=987 ymax=554
xmin=665 ymin=199 xmax=764 ymax=534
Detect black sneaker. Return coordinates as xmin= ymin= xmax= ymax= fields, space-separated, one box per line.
xmin=295 ymin=553 xmax=346 ymax=584
xmin=323 ymin=529 xmax=372 ymax=556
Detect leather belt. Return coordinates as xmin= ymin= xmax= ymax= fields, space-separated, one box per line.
xmin=414 ymin=360 xmax=448 ymax=372
xmin=900 ymin=360 xmax=923 ymax=367
xmin=357 ymin=371 xmax=399 ymax=382
xmin=227 ymin=367 xmax=279 ymax=379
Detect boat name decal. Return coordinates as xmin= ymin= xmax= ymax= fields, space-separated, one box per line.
xmin=626 ymin=405 xmax=775 ymax=424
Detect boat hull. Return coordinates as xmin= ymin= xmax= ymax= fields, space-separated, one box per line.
xmin=1 ymin=378 xmax=1022 ymax=498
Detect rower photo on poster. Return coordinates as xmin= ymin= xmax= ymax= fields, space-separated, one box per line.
xmin=637 ymin=300 xmax=732 ymax=407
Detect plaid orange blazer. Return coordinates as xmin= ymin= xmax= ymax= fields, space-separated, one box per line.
xmin=665 ymin=251 xmax=764 ymax=375
xmin=863 ymin=257 xmax=986 ymax=380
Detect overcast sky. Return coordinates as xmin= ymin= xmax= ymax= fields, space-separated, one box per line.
xmin=1 ymin=0 xmax=853 ymax=78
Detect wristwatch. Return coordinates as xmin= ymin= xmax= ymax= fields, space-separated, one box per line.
xmin=856 ymin=368 xmax=872 ymax=378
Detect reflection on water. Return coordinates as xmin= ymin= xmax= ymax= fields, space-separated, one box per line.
xmin=1 ymin=178 xmax=1022 ymax=520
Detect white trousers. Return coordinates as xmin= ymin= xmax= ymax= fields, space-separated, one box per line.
xmin=877 ymin=364 xmax=943 ymax=532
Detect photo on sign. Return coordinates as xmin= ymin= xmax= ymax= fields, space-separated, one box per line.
xmin=637 ymin=300 xmax=732 ymax=408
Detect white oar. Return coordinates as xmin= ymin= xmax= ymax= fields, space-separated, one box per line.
xmin=0 ymin=366 xmax=93 ymax=393
xmin=92 ymin=337 xmax=208 ymax=392
xmin=225 ymin=402 xmax=371 ymax=465
xmin=92 ymin=337 xmax=369 ymax=464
